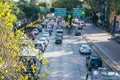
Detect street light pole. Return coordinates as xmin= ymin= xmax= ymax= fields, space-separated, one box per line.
xmin=104 ymin=0 xmax=110 ymax=31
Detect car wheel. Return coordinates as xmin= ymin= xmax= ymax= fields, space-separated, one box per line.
xmin=42 ymin=50 xmax=44 ymax=52
xmin=88 ymin=67 xmax=91 ymax=71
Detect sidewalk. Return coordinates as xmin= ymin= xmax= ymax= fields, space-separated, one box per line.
xmin=83 ymin=23 xmax=120 ymax=71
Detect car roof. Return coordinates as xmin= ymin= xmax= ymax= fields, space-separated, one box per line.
xmin=56 ymin=37 xmax=62 ymax=39
xmin=35 ymin=41 xmax=44 ymax=44
xmin=56 ymin=29 xmax=63 ymax=31
xmin=89 ymin=55 xmax=101 ymax=59
xmin=21 ymin=47 xmax=40 ymax=56
xmin=56 ymin=33 xmax=63 ymax=35
xmin=43 ymin=34 xmax=49 ymax=36
xmin=39 ymin=37 xmax=46 ymax=40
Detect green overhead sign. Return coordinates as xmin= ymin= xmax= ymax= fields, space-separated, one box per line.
xmin=54 ymin=8 xmax=66 ymax=17
xmin=40 ymin=8 xmax=48 ymax=13
xmin=73 ymin=8 xmax=85 ymax=17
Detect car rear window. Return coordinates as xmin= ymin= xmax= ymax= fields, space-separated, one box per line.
xmin=35 ymin=44 xmax=42 ymax=48
xmin=91 ymin=59 xmax=102 ymax=65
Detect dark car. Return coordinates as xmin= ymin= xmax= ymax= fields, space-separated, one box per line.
xmin=75 ymin=30 xmax=81 ymax=36
xmin=55 ymin=37 xmax=62 ymax=44
xmin=55 ymin=33 xmax=63 ymax=39
xmin=27 ymin=33 xmax=35 ymax=40
xmin=86 ymin=55 xmax=103 ymax=71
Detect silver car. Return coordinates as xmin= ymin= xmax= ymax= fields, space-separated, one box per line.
xmin=79 ymin=44 xmax=91 ymax=54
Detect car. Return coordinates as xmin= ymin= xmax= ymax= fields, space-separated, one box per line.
xmin=56 ymin=29 xmax=63 ymax=34
xmin=55 ymin=37 xmax=62 ymax=44
xmin=79 ymin=44 xmax=91 ymax=54
xmin=42 ymin=33 xmax=50 ymax=42
xmin=37 ymin=25 xmax=42 ymax=32
xmin=37 ymin=38 xmax=48 ymax=47
xmin=56 ymin=26 xmax=63 ymax=29
xmin=43 ymin=32 xmax=50 ymax=36
xmin=27 ymin=33 xmax=35 ymax=40
xmin=20 ymin=46 xmax=42 ymax=75
xmin=86 ymin=55 xmax=103 ymax=71
xmin=75 ymin=30 xmax=81 ymax=36
xmin=55 ymin=33 xmax=63 ymax=39
xmin=47 ymin=24 xmax=53 ymax=29
xmin=112 ymin=33 xmax=120 ymax=40
xmin=34 ymin=41 xmax=45 ymax=52
xmin=32 ymin=29 xmax=39 ymax=35
xmin=45 ymin=29 xmax=52 ymax=36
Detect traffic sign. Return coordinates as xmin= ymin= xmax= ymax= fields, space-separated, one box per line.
xmin=40 ymin=8 xmax=48 ymax=13
xmin=73 ymin=8 xmax=85 ymax=17
xmin=54 ymin=8 xmax=66 ymax=17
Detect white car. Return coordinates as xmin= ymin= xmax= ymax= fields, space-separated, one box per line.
xmin=38 ymin=38 xmax=48 ymax=47
xmin=34 ymin=41 xmax=45 ymax=52
xmin=79 ymin=44 xmax=91 ymax=54
xmin=32 ymin=29 xmax=39 ymax=35
xmin=42 ymin=33 xmax=50 ymax=42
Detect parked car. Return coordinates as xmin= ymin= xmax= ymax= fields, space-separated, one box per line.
xmin=20 ymin=47 xmax=42 ymax=76
xmin=75 ymin=30 xmax=81 ymax=36
xmin=34 ymin=41 xmax=45 ymax=52
xmin=79 ymin=44 xmax=91 ymax=54
xmin=112 ymin=33 xmax=120 ymax=40
xmin=32 ymin=29 xmax=39 ymax=35
xmin=27 ymin=33 xmax=35 ymax=40
xmin=55 ymin=33 xmax=63 ymax=39
xmin=55 ymin=37 xmax=62 ymax=44
xmin=86 ymin=55 xmax=103 ymax=71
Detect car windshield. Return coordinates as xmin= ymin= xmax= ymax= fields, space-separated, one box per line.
xmin=43 ymin=32 xmax=49 ymax=34
xmin=56 ymin=34 xmax=62 ymax=36
xmin=83 ymin=46 xmax=88 ymax=49
xmin=35 ymin=44 xmax=42 ymax=49
xmin=91 ymin=59 xmax=102 ymax=65
xmin=56 ymin=37 xmax=62 ymax=40
xmin=39 ymin=39 xmax=45 ymax=41
xmin=43 ymin=35 xmax=48 ymax=37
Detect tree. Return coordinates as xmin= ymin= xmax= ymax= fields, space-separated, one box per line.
xmin=39 ymin=2 xmax=47 ymax=8
xmin=110 ymin=0 xmax=120 ymax=15
xmin=52 ymin=0 xmax=82 ymax=11
xmin=18 ymin=3 xmax=40 ymax=21
xmin=0 ymin=1 xmax=24 ymax=79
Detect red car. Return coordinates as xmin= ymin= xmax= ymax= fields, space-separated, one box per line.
xmin=27 ymin=33 xmax=35 ymax=40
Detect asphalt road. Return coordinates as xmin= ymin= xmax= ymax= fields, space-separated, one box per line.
xmin=82 ymin=23 xmax=120 ymax=71
xmin=40 ymin=25 xmax=110 ymax=80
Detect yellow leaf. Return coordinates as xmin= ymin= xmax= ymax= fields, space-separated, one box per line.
xmin=5 ymin=70 xmax=8 ymax=73
xmin=0 ymin=76 xmax=5 ymax=79
xmin=0 ymin=57 xmax=2 ymax=63
xmin=0 ymin=2 xmax=2 ymax=7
